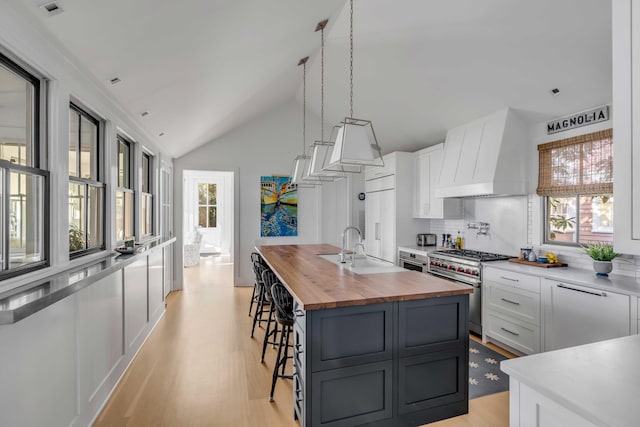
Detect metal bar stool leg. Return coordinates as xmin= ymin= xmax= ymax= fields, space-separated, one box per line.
xmin=269 ymin=324 xmax=291 ymax=402
xmin=260 ymin=303 xmax=278 ymax=363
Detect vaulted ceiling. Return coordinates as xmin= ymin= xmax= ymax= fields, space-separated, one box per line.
xmin=12 ymin=0 xmax=611 ymax=158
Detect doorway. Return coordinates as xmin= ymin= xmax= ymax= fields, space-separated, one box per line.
xmin=182 ymin=170 xmax=234 ymax=285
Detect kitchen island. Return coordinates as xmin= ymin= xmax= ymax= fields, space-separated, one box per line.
xmin=257 ymin=244 xmax=473 ymax=427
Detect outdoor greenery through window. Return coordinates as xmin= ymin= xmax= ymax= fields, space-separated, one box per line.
xmin=116 ymin=136 xmax=134 ymax=242
xmin=0 ymin=51 xmax=48 ymax=278
xmin=69 ymin=104 xmax=104 ymax=255
xmin=141 ymin=152 xmax=153 ymax=237
xmin=537 ymin=129 xmax=613 ymax=245
xmin=198 ymin=183 xmax=217 ymax=228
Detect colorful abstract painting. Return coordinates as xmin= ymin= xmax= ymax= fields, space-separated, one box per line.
xmin=261 ymin=176 xmax=298 ymax=237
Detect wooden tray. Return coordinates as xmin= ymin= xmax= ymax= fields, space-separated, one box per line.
xmin=508 ymin=258 xmax=567 ymax=268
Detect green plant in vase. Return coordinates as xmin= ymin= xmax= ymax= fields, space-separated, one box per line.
xmin=69 ymin=225 xmax=85 ymax=252
xmin=582 ymin=243 xmax=620 ymax=276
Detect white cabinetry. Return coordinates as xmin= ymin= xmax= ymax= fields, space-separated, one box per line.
xmin=364 ymin=152 xmax=425 ymax=263
xmin=613 ymin=0 xmax=640 ymax=254
xmin=365 ymin=184 xmax=394 ymax=262
xmin=483 ymin=267 xmax=541 ymax=354
xmin=509 ymin=381 xmax=599 ymax=427
xmin=542 ymin=279 xmax=630 ymax=351
xmin=413 ymin=143 xmax=462 ymax=219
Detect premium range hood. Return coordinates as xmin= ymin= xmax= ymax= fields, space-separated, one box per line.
xmin=434 ymin=108 xmax=529 ymax=198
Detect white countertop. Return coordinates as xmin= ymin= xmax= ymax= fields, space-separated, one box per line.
xmin=501 ymin=334 xmax=640 ymax=427
xmin=485 ymin=260 xmax=640 ymax=297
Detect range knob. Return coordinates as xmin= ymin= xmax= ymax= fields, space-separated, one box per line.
xmin=471 ymin=270 xmax=479 ymax=276
xmin=456 ymin=267 xmax=464 ymax=272
xmin=448 ymin=265 xmax=455 ymax=270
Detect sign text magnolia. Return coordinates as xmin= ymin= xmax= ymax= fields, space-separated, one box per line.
xmin=547 ymin=106 xmax=609 ymax=134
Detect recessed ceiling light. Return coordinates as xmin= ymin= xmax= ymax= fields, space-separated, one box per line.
xmin=110 ymin=77 xmax=121 ymax=85
xmin=550 ymin=88 xmax=560 ymax=96
xmin=141 ymin=111 xmax=149 ymax=117
xmin=40 ymin=2 xmax=64 ymax=17
xmin=159 ymin=132 xmax=165 ymax=137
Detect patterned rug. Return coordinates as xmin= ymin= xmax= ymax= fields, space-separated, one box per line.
xmin=468 ymin=340 xmax=509 ymax=399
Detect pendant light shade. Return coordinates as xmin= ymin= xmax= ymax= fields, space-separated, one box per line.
xmin=324 ymin=0 xmax=384 ymax=171
xmin=290 ymin=154 xmax=313 ymax=186
xmin=326 ymin=118 xmax=383 ymax=167
xmin=309 ymin=126 xmax=362 ymax=174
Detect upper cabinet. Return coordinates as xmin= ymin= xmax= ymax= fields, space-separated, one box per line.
xmin=434 ymin=108 xmax=529 ymax=198
xmin=613 ymin=0 xmax=640 ymax=255
xmin=413 ymin=144 xmax=462 ymax=219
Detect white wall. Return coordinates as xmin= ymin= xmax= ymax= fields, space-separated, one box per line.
xmin=173 ymin=100 xmax=323 ymax=287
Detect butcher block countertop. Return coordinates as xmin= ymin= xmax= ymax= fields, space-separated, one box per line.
xmin=257 ymin=244 xmax=472 ymax=311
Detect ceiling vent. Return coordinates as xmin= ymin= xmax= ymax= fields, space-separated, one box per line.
xmin=141 ymin=111 xmax=149 ymax=117
xmin=110 ymin=77 xmax=121 ymax=85
xmin=40 ymin=2 xmax=64 ymax=17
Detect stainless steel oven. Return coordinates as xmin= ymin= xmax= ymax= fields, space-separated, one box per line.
xmin=427 ymin=249 xmax=511 ymax=335
xmin=398 ymin=250 xmax=428 ymax=273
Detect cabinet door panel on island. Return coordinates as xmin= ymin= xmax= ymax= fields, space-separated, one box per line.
xmin=311 ymin=361 xmax=393 ymax=427
xmin=310 ymin=303 xmax=393 ymax=371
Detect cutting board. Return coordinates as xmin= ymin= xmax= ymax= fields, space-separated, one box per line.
xmin=508 ymin=258 xmax=567 ymax=268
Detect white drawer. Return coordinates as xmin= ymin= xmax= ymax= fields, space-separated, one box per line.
xmin=485 ymin=313 xmax=540 ymax=355
xmin=365 ymin=174 xmax=395 ymax=192
xmin=365 ymin=156 xmax=396 ymax=181
xmin=483 ymin=267 xmax=540 ymax=293
xmin=485 ymin=283 xmax=541 ymax=325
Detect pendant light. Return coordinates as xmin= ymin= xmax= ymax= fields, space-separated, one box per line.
xmin=306 ymin=19 xmax=360 ymax=179
xmin=324 ymin=0 xmax=384 ymax=171
xmin=290 ymin=56 xmax=318 ymax=188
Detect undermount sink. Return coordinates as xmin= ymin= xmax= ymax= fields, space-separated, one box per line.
xmin=317 ymin=254 xmax=406 ymax=274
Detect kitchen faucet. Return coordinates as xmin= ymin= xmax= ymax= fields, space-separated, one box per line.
xmin=350 ymin=242 xmax=366 ymax=267
xmin=339 ymin=226 xmax=363 ymax=263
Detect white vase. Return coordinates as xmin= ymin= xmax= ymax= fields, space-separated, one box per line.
xmin=593 ymin=260 xmax=613 ymax=277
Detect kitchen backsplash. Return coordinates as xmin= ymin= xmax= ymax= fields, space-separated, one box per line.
xmin=429 ymin=194 xmax=640 ymax=279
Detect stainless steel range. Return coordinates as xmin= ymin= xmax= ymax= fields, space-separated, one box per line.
xmin=427 ymin=249 xmax=511 ymax=335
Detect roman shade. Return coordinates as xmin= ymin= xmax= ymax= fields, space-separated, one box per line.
xmin=536 ymin=128 xmax=613 ymax=196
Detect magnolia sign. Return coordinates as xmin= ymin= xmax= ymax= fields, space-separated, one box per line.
xmin=547 ymin=106 xmax=609 ymax=134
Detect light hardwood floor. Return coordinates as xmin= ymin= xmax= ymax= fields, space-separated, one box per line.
xmin=94 ymin=258 xmax=512 ymax=426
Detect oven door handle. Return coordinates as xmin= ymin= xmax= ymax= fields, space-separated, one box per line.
xmin=401 ymin=258 xmax=424 ymax=268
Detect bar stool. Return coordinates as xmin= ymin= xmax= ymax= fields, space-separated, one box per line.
xmin=249 ymin=252 xmax=264 ymax=316
xmin=250 ymin=260 xmax=271 ymax=338
xmin=260 ymin=269 xmax=280 ymax=363
xmin=268 ymin=282 xmax=294 ymax=402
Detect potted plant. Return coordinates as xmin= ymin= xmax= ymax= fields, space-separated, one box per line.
xmin=582 ymin=243 xmax=620 ymax=276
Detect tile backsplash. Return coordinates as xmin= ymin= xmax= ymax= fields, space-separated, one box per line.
xmin=428 ymin=194 xmax=640 ymax=279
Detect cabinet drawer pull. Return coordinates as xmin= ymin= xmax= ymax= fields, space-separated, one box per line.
xmin=295 ymin=343 xmax=304 ymax=354
xmin=500 ymin=327 xmax=520 ymax=336
xmin=500 ymin=297 xmax=520 ymax=305
xmin=294 ymin=309 xmax=305 ymax=317
xmin=557 ymin=283 xmax=607 ymax=297
xmin=500 ymin=276 xmax=519 ymax=282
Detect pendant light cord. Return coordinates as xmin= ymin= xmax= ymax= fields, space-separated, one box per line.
xmin=303 ymin=59 xmax=306 ymax=153
xmin=321 ymin=25 xmax=325 ymax=142
xmin=349 ymin=0 xmax=354 ymax=118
